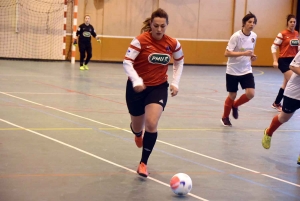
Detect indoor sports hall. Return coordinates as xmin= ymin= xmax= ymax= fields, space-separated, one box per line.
xmin=0 ymin=0 xmax=299 ymax=201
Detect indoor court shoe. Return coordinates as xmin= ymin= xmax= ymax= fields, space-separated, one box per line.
xmin=271 ymin=103 xmax=282 ymax=112
xmin=262 ymin=128 xmax=272 ymax=149
xmin=79 ymin=66 xmax=85 ymax=70
xmin=232 ymin=106 xmax=239 ymax=119
xmin=137 ymin=162 xmax=148 ymax=177
xmin=220 ymin=117 xmax=232 ymax=127
xmin=297 ymin=156 xmax=300 ymax=165
xmin=135 ymin=135 xmax=143 ymax=148
xmin=84 ymin=64 xmax=89 ymax=70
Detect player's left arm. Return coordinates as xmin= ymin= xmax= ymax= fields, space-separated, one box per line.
xmin=91 ymin=26 xmax=100 ymax=41
xmin=171 ymin=39 xmax=184 ymax=97
xmin=251 ymin=38 xmax=257 ymax=61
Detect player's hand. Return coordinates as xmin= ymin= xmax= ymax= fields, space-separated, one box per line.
xmin=170 ymin=85 xmax=178 ymax=97
xmin=73 ymin=39 xmax=77 ymax=46
xmin=243 ymin=50 xmax=253 ymax=56
xmin=273 ymin=61 xmax=278 ymax=68
xmin=96 ymin=37 xmax=101 ymax=43
xmin=251 ymin=54 xmax=257 ymax=61
xmin=133 ymin=84 xmax=146 ymax=93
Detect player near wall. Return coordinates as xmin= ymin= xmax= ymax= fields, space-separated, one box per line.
xmin=74 ymin=15 xmax=100 ymax=70
xmin=270 ymin=14 xmax=299 ymax=111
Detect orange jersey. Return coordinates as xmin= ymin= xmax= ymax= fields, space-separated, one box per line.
xmin=124 ymin=32 xmax=184 ymax=86
xmin=273 ymin=29 xmax=299 ymax=58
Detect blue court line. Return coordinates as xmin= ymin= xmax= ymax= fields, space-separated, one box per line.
xmin=1 ymin=98 xmax=299 ymax=199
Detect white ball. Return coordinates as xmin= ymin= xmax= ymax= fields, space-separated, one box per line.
xmin=170 ymin=173 xmax=192 ymax=196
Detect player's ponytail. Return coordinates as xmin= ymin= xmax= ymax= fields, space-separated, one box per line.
xmin=140 ymin=17 xmax=151 ymax=33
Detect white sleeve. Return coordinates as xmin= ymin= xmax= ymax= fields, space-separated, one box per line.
xmin=271 ymin=33 xmax=283 ymax=53
xmin=226 ymin=34 xmax=238 ymax=51
xmin=123 ymin=38 xmax=143 ymax=87
xmin=171 ymin=59 xmax=184 ymax=89
xmin=171 ymin=40 xmax=184 ymax=89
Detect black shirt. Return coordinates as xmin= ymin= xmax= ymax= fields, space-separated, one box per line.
xmin=76 ymin=23 xmax=97 ymax=44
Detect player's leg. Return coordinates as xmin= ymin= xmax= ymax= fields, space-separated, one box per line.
xmin=232 ymin=73 xmax=255 ymax=119
xmin=272 ymin=58 xmax=293 ymax=111
xmin=126 ymin=80 xmax=146 ymax=149
xmin=221 ymin=74 xmax=237 ymax=126
xmin=84 ymin=44 xmax=92 ymax=70
xmin=262 ymin=96 xmax=299 ymax=149
xmin=79 ymin=43 xmax=86 ymax=70
xmin=137 ymin=82 xmax=168 ymax=177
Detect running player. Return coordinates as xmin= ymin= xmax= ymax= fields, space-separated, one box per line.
xmin=262 ymin=50 xmax=300 ymax=165
xmin=123 ymin=8 xmax=184 ymax=177
xmin=221 ymin=12 xmax=258 ymax=126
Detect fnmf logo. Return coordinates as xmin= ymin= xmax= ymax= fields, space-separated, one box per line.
xmin=83 ymin=32 xmax=91 ymax=37
xmin=290 ymin=39 xmax=299 ymax=46
xmin=148 ymin=53 xmax=170 ymax=65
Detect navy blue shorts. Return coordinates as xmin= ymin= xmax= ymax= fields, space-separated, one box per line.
xmin=282 ymin=95 xmax=300 ymax=114
xmin=226 ymin=73 xmax=255 ymax=92
xmin=126 ymin=80 xmax=169 ymax=116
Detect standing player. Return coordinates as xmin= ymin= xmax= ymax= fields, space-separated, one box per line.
xmin=74 ymin=15 xmax=100 ymax=70
xmin=262 ymin=50 xmax=300 ymax=165
xmin=270 ymin=14 xmax=299 ymax=111
xmin=221 ymin=12 xmax=258 ymax=126
xmin=123 ymin=8 xmax=184 ymax=177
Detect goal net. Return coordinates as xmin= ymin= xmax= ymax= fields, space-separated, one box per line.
xmin=0 ymin=0 xmax=72 ymax=60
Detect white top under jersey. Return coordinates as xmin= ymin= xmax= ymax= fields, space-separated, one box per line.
xmin=226 ymin=30 xmax=257 ymax=75
xmin=284 ymin=52 xmax=300 ymax=100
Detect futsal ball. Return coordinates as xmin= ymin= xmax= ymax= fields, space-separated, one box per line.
xmin=170 ymin=173 xmax=192 ymax=196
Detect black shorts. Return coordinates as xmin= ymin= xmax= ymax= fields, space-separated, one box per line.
xmin=278 ymin=57 xmax=293 ymax=73
xmin=226 ymin=73 xmax=255 ymax=92
xmin=126 ymin=80 xmax=169 ymax=116
xmin=282 ymin=95 xmax=300 ymax=114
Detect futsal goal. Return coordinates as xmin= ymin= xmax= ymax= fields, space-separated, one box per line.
xmin=0 ymin=0 xmax=74 ymax=61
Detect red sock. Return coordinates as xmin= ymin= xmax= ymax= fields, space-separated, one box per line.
xmin=222 ymin=96 xmax=234 ymax=118
xmin=233 ymin=94 xmax=250 ymax=108
xmin=267 ymin=115 xmax=283 ymax=136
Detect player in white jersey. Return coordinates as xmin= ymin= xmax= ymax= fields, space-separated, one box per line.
xmin=262 ymin=51 xmax=300 ymax=165
xmin=221 ymin=12 xmax=257 ymax=126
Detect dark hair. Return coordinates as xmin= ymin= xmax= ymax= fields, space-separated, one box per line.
xmin=140 ymin=8 xmax=169 ymax=33
xmin=286 ymin=14 xmax=296 ymax=26
xmin=242 ymin=12 xmax=257 ymax=27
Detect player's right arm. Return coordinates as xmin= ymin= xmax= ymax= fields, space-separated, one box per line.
xmin=271 ymin=32 xmax=283 ymax=68
xmin=290 ymin=52 xmax=300 ymax=75
xmin=224 ymin=34 xmax=253 ymax=57
xmin=74 ymin=25 xmax=81 ymax=44
xmin=123 ymin=38 xmax=145 ymax=92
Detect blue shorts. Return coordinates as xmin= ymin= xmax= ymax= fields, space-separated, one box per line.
xmin=282 ymin=95 xmax=300 ymax=114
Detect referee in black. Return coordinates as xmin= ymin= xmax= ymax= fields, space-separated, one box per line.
xmin=74 ymin=15 xmax=100 ymax=70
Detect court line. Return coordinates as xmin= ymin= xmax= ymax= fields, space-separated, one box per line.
xmin=0 ymin=118 xmax=208 ymax=201
xmin=1 ymin=91 xmax=299 ymax=188
xmin=1 ymin=127 xmax=300 ymax=132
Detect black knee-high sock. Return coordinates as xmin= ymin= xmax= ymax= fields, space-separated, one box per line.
xmin=274 ymin=88 xmax=284 ymax=104
xmin=140 ymin=131 xmax=157 ymax=165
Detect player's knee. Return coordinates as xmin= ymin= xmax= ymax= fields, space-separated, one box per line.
xmin=246 ymin=91 xmax=255 ymax=99
xmin=145 ymin=121 xmax=158 ymax=132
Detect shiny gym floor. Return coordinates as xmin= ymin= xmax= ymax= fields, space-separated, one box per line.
xmin=0 ymin=60 xmax=299 ymax=201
